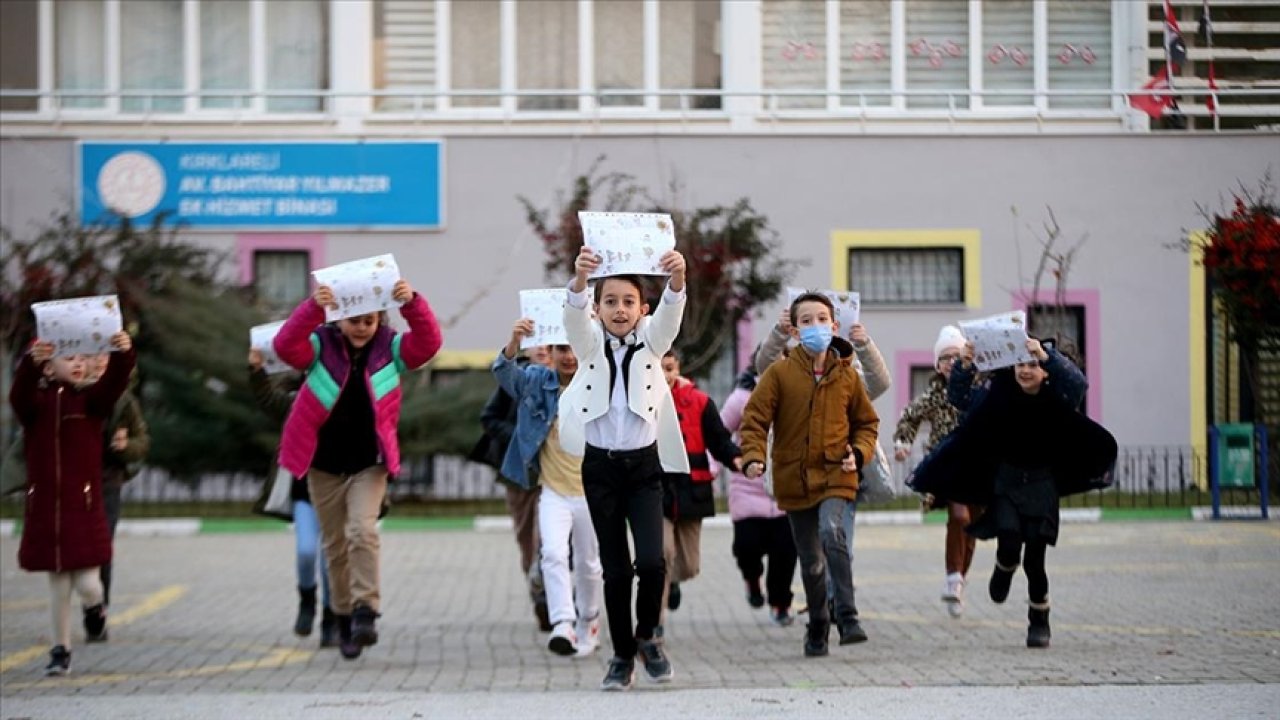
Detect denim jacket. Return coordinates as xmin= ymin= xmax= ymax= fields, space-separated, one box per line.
xmin=491 ymin=350 xmax=565 ymax=490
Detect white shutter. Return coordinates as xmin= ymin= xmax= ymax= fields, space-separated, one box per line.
xmin=905 ymin=0 xmax=971 ymax=109
xmin=377 ymin=0 xmax=436 ymax=111
xmin=762 ymin=0 xmax=827 ymax=109
xmin=839 ymin=0 xmax=892 ymax=107
xmin=1047 ymin=0 xmax=1111 ymax=109
xmin=982 ymin=0 xmax=1034 ymax=106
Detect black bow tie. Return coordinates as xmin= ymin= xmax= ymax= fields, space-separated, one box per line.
xmin=607 ymin=333 xmax=639 ymax=350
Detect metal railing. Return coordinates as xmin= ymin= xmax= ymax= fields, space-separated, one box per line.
xmin=2 ymin=87 xmax=1278 ymax=132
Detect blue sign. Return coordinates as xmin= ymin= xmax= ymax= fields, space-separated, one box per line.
xmin=78 ymin=141 xmax=444 ymax=229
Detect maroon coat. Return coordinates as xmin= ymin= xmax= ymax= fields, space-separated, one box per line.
xmin=9 ymin=349 xmax=135 ymax=572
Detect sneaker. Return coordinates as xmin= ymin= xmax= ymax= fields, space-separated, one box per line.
xmin=770 ymin=606 xmax=794 ymax=627
xmin=350 ymin=605 xmax=379 ymax=647
xmin=837 ymin=619 xmax=869 ymax=645
xmin=318 ymin=607 xmax=339 ymax=649
xmin=667 ymin=582 xmax=682 ymax=611
xmin=803 ymin=622 xmax=829 ymax=657
xmin=44 ymin=645 xmax=71 ymax=676
xmin=336 ymin=614 xmax=362 ymax=660
xmin=601 ymin=656 xmax=635 ymax=691
xmin=83 ymin=603 xmax=108 ymax=643
xmin=744 ymin=579 xmax=765 ymax=609
xmin=989 ymin=562 xmax=1017 ymax=604
xmin=574 ymin=616 xmax=601 ymax=657
xmin=942 ymin=572 xmax=965 ymax=618
xmin=636 ymin=639 xmax=674 ymax=683
xmin=548 ymin=621 xmax=578 ymax=656
xmin=534 ymin=599 xmax=553 ymax=632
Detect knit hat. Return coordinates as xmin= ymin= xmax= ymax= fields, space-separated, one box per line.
xmin=933 ymin=325 xmax=966 ymax=364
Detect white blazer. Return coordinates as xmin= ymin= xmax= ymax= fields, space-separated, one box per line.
xmin=558 ymin=287 xmax=691 ymax=474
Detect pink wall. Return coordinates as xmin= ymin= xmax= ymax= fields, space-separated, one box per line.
xmin=235 ymin=233 xmax=327 ymax=286
xmin=895 ymin=349 xmax=937 ymax=418
xmin=1011 ymin=289 xmax=1102 ymax=422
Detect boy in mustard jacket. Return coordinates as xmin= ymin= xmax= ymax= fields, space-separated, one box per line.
xmin=739 ymin=293 xmax=880 ymax=658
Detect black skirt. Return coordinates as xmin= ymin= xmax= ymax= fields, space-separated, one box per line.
xmin=967 ymin=465 xmax=1060 ymax=546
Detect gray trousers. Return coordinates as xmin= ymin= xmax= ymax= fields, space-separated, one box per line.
xmin=788 ymin=497 xmax=856 ymax=626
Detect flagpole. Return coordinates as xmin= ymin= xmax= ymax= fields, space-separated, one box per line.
xmin=1205 ymin=0 xmax=1219 ymax=132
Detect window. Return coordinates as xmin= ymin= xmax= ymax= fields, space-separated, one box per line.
xmin=374 ymin=0 xmax=437 ymax=112
xmin=516 ymin=0 xmax=579 ymax=111
xmin=659 ymin=0 xmax=722 ymax=110
xmin=450 ymin=0 xmax=501 ymax=108
xmin=1047 ymin=0 xmax=1112 ymax=109
xmin=1027 ymin=302 xmax=1087 ymax=413
xmin=849 ymin=248 xmax=964 ymax=305
xmin=840 ymin=0 xmax=892 ymax=108
xmin=905 ymin=0 xmax=970 ymax=109
xmin=254 ymin=251 xmax=311 ymax=309
xmin=909 ymin=364 xmax=938 ymax=401
xmin=122 ymin=0 xmax=184 ymax=113
xmin=201 ymin=0 xmax=252 ymax=109
xmin=596 ymin=0 xmax=644 ymax=107
xmin=762 ymin=0 xmax=826 ymax=109
xmin=266 ymin=0 xmax=329 ymax=112
xmin=0 ymin=0 xmax=38 ymax=112
xmin=55 ymin=0 xmax=106 ymax=109
xmin=982 ymin=0 xmax=1034 ymax=107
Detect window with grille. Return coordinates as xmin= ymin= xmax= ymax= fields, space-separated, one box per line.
xmin=909 ymin=364 xmax=938 ymax=400
xmin=254 ymin=251 xmax=311 ymax=309
xmin=849 ymin=247 xmax=964 ymax=305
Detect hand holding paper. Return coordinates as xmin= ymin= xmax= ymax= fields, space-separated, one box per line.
xmin=31 ymin=294 xmax=124 ymax=356
xmin=310 ymin=254 xmax=403 ymax=322
xmin=249 ymin=321 xmax=291 ymax=375
xmin=577 ymin=212 xmax=677 ymax=278
xmin=786 ymin=287 xmax=861 ymax=328
xmin=518 ymin=289 xmax=569 ymax=348
xmin=958 ymin=311 xmax=1033 ymax=371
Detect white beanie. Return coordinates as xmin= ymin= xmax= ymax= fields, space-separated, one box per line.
xmin=933 ymin=325 xmax=966 ymax=364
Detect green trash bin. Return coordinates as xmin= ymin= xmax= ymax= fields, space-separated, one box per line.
xmin=1215 ymin=423 xmax=1256 ymax=489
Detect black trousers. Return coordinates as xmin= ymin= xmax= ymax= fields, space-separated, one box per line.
xmin=996 ymin=533 xmax=1049 ymax=603
xmin=732 ymin=516 xmax=797 ymax=609
xmin=582 ymin=444 xmax=666 ymax=660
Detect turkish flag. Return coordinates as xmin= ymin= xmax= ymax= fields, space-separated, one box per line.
xmin=1128 ymin=67 xmax=1174 ymax=118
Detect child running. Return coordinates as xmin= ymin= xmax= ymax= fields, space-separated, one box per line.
xmin=10 ymin=331 xmax=134 ymax=675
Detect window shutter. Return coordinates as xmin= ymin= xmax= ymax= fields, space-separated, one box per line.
xmin=1047 ymin=0 xmax=1111 ymax=109
xmin=905 ymin=0 xmax=971 ymax=109
xmin=762 ymin=0 xmax=826 ymax=109
xmin=376 ymin=0 xmax=437 ymax=111
xmin=982 ymin=0 xmax=1034 ymax=106
xmin=839 ymin=0 xmax=892 ymax=107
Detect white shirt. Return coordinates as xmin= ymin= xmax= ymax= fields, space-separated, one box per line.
xmin=567 ymin=283 xmax=685 ymax=451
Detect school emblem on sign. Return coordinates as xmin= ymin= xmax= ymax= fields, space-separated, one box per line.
xmin=97 ymin=151 xmax=166 ymax=218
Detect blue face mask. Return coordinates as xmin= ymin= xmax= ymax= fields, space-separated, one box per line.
xmin=798 ymin=325 xmax=833 ymax=354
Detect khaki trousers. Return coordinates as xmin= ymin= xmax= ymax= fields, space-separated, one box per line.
xmin=308 ymin=466 xmax=388 ymax=614
xmin=660 ymin=516 xmax=703 ymax=620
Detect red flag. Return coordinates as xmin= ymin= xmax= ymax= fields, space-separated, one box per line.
xmin=1129 ymin=67 xmax=1174 ymax=118
xmin=1206 ymin=62 xmax=1218 ymax=116
xmin=1164 ymin=0 xmax=1187 ymax=69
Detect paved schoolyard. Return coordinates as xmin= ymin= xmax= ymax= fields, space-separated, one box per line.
xmin=1 ymin=521 xmax=1277 ymax=718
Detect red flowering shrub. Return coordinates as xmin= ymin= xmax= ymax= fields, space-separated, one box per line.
xmin=1198 ymin=196 xmax=1280 ymax=351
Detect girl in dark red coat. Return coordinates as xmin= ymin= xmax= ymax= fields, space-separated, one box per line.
xmin=10 ymin=331 xmax=135 ymax=676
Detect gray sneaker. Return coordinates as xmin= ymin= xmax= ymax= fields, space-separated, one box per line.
xmin=637 ymin=639 xmax=674 ymax=683
xmin=601 ymin=656 xmax=635 ymax=691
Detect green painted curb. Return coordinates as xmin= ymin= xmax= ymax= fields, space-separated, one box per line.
xmin=1100 ymin=507 xmax=1192 ymax=521
xmin=379 ymin=516 xmax=475 ymax=531
xmin=199 ymin=518 xmax=288 ymax=534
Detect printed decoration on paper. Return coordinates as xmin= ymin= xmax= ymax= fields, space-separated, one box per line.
xmin=32 ymin=294 xmax=124 ymax=357
xmin=311 ymin=253 xmax=402 ymax=323
xmin=578 ymin=212 xmax=677 ymax=279
xmin=249 ymin=321 xmax=291 ymax=375
xmin=786 ymin=287 xmax=861 ymax=328
xmin=909 ymin=38 xmax=964 ymax=69
xmin=519 ymin=289 xmax=569 ymax=349
xmin=958 ymin=310 xmax=1034 ymax=372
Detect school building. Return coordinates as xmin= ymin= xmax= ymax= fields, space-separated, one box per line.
xmin=1 ymin=0 xmax=1277 ymax=461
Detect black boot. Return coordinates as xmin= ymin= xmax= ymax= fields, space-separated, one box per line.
xmin=989 ymin=562 xmax=1017 ymax=604
xmin=319 ymin=606 xmax=339 ymax=648
xmin=294 ymin=587 xmax=317 ymax=637
xmin=804 ymin=621 xmax=829 ymax=657
xmin=337 ymin=614 xmax=362 ymax=660
xmin=1027 ymin=602 xmax=1051 ymax=648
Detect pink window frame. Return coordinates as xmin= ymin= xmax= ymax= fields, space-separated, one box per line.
xmin=236 ymin=233 xmax=326 ymax=290
xmin=1012 ymin=289 xmax=1102 ymax=423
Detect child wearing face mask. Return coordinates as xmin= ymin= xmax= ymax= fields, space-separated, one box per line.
xmin=273 ymin=279 xmax=442 ymax=660
xmin=738 ymin=293 xmax=880 ymax=658
xmin=910 ymin=337 xmax=1116 ymax=648
xmin=893 ymin=325 xmax=981 ymax=619
xmin=560 ymin=245 xmax=688 ymax=691
xmin=10 ymin=331 xmax=135 ymax=676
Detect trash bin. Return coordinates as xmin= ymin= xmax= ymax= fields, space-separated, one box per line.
xmin=1214 ymin=423 xmax=1256 ymax=489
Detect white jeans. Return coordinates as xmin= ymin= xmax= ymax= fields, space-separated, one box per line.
xmin=538 ymin=486 xmax=603 ymax=627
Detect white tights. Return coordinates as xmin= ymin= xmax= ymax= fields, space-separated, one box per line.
xmin=48 ymin=569 xmax=103 ymax=648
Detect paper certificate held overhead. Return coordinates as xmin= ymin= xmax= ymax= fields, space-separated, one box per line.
xmin=519 ymin=289 xmax=568 ymax=349
xmin=958 ymin=310 xmax=1034 ymax=371
xmin=249 ymin=321 xmax=291 ymax=375
xmin=578 ymin=212 xmax=677 ymax=278
xmin=311 ymin=254 xmax=402 ymax=322
xmin=32 ymin=294 xmax=124 ymax=356
xmin=786 ymin=287 xmax=861 ymax=329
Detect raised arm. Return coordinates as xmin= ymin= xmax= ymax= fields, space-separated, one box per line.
xmin=8 ymin=348 xmax=44 ymax=427
xmin=755 ymin=308 xmax=792 ymax=375
xmin=394 ymin=281 xmax=444 ymax=370
xmin=1042 ymin=348 xmax=1087 ymax=410
xmin=854 ymin=336 xmax=891 ymax=401
xmin=274 ymin=296 xmax=326 ymax=370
